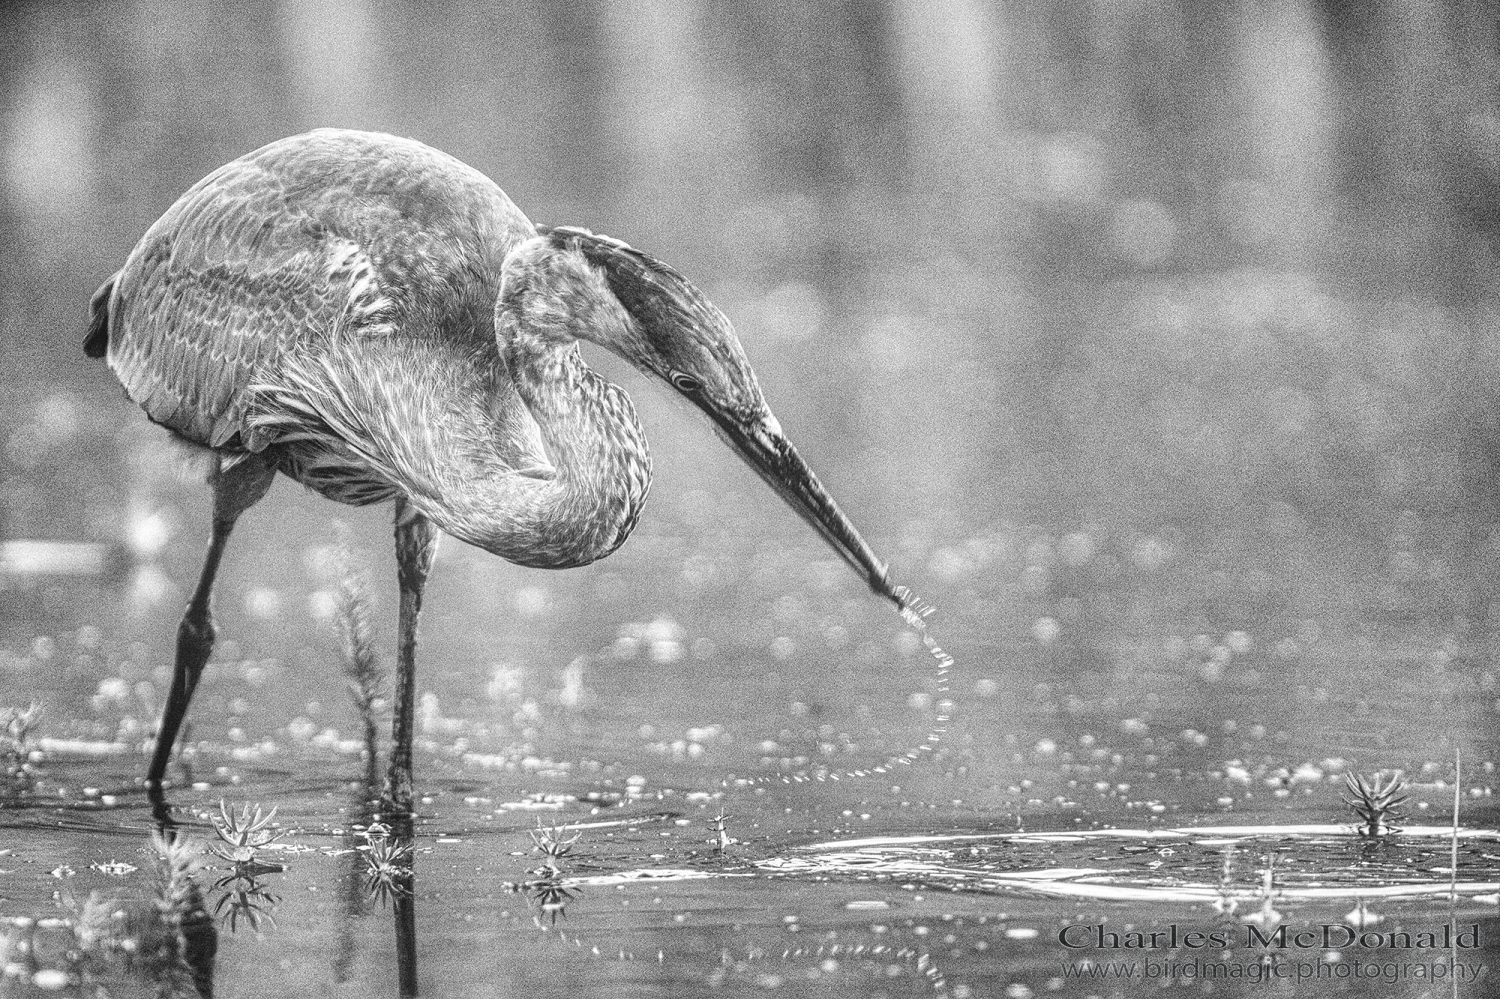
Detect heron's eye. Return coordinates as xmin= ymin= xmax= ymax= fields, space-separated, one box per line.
xmin=670 ymin=371 xmax=701 ymax=393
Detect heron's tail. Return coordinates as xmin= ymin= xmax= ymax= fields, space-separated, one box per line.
xmin=84 ymin=273 xmax=118 ymax=358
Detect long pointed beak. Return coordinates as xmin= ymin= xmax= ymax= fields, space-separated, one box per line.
xmin=709 ymin=410 xmax=903 ymax=608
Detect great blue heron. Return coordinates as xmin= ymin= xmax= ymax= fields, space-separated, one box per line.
xmin=87 ymin=129 xmax=908 ymax=818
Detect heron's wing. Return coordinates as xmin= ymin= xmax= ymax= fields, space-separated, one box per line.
xmin=97 ymin=133 xmax=557 ymax=501
xmin=100 ymin=159 xmax=400 ymax=451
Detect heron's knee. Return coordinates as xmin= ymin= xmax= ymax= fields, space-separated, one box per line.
xmin=176 ymin=608 xmax=218 ymax=671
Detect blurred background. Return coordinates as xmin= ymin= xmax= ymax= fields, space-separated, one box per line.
xmin=1 ymin=0 xmax=1498 ymax=808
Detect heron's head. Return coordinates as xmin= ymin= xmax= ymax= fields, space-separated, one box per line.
xmin=531 ymin=225 xmax=903 ymax=608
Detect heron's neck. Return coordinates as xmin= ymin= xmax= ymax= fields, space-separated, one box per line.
xmin=441 ymin=336 xmax=651 ymax=569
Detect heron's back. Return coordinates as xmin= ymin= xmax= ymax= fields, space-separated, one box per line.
xmin=90 ymin=129 xmax=536 ymax=462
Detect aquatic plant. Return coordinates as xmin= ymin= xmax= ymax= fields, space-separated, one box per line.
xmin=1448 ymin=749 xmax=1461 ymax=903
xmin=0 ymin=701 xmax=42 ymax=791
xmin=1210 ymin=844 xmax=1238 ymax=916
xmin=209 ymin=800 xmax=285 ymax=866
xmin=153 ymin=829 xmax=204 ymax=914
xmin=362 ymin=833 xmax=414 ymax=906
xmin=358 ymin=819 xmax=393 ymax=843
xmin=709 ymin=808 xmax=733 ymax=853
xmin=529 ymin=821 xmax=583 ymax=876
xmin=1244 ymin=853 xmax=1283 ymax=930
xmin=1342 ymin=771 xmax=1408 ymax=837
xmin=56 ymin=889 xmax=127 ymax=986
xmin=22 ymin=832 xmax=218 ymax=997
xmin=149 ymin=830 xmax=216 ymax=995
xmin=334 ymin=543 xmax=385 ymax=744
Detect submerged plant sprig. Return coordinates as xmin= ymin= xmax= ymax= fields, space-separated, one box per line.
xmin=1343 ymin=771 xmax=1408 ymax=838
xmin=152 ymin=829 xmax=205 ymax=915
xmin=334 ymin=542 xmax=385 ymax=713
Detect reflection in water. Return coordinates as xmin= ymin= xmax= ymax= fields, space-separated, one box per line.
xmin=495 ymin=867 xmax=958 ymax=994
xmin=210 ymin=870 xmax=280 ymax=933
xmin=326 ymin=582 xmax=419 ymax=997
xmin=373 ymin=810 xmax=419 ymax=999
xmin=335 ymin=720 xmax=418 ymax=995
xmin=522 ymin=878 xmax=579 ymax=928
xmin=204 ymin=799 xmax=287 ymax=936
xmin=361 ymin=831 xmax=414 ymax=909
xmin=767 ymin=827 xmax=1500 ymax=905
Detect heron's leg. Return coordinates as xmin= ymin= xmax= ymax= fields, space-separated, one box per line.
xmin=385 ymin=498 xmax=440 ymax=821
xmin=148 ymin=454 xmax=276 ymax=816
